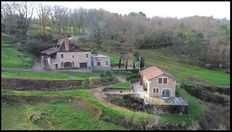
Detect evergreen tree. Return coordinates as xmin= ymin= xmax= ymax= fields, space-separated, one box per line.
xmin=140 ymin=57 xmax=143 ymax=68
xmin=125 ymin=58 xmax=128 ymax=70
xmin=119 ymin=57 xmax=121 ymax=69
xmin=133 ymin=60 xmax=135 ymax=69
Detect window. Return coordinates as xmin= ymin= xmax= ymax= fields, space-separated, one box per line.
xmin=106 ymin=61 xmax=108 ymax=65
xmin=61 ymin=54 xmax=64 ymax=58
xmin=163 ymin=78 xmax=168 ymax=84
xmin=153 ymin=88 xmax=159 ymax=93
xmin=86 ymin=54 xmax=88 ymax=58
xmin=158 ymin=78 xmax=162 ymax=84
xmin=72 ymin=55 xmax=74 ymax=58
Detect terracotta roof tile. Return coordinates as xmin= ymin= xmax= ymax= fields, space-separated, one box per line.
xmin=140 ymin=66 xmax=176 ymax=80
xmin=140 ymin=66 xmax=164 ymax=80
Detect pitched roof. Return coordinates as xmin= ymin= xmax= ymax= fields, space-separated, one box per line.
xmin=41 ymin=47 xmax=58 ymax=55
xmin=140 ymin=66 xmax=175 ymax=80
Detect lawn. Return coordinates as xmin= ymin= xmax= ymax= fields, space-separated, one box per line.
xmin=111 ymin=82 xmax=131 ymax=89
xmin=1 ymin=69 xmax=98 ymax=80
xmin=2 ymin=47 xmax=34 ymax=68
xmin=1 ymin=96 xmax=126 ymax=130
xmin=139 ymin=48 xmax=230 ymax=86
xmin=103 ymin=52 xmax=120 ymax=65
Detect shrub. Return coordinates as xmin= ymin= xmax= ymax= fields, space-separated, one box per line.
xmin=126 ymin=73 xmax=140 ymax=81
xmin=89 ymin=77 xmax=101 ymax=85
xmin=100 ymin=70 xmax=112 ymax=77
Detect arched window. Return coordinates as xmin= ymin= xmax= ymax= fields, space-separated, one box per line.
xmin=153 ymin=88 xmax=156 ymax=93
xmin=156 ymin=88 xmax=159 ymax=93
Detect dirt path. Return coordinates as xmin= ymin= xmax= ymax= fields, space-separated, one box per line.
xmin=31 ymin=58 xmax=44 ymax=71
xmin=88 ymin=77 xmax=133 ymax=110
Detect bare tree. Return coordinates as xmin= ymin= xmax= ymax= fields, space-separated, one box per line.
xmin=37 ymin=4 xmax=51 ymax=37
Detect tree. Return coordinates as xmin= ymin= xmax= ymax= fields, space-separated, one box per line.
xmin=119 ymin=57 xmax=121 ymax=69
xmin=133 ymin=60 xmax=135 ymax=69
xmin=15 ymin=2 xmax=34 ymax=39
xmin=125 ymin=58 xmax=128 ymax=70
xmin=51 ymin=5 xmax=68 ymax=35
xmin=37 ymin=4 xmax=51 ymax=38
xmin=2 ymin=2 xmax=34 ymax=40
xmin=140 ymin=57 xmax=143 ymax=68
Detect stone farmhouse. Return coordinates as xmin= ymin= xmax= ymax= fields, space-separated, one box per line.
xmin=139 ymin=66 xmax=188 ymax=114
xmin=140 ymin=66 xmax=176 ymax=99
xmin=41 ymin=39 xmax=110 ymax=70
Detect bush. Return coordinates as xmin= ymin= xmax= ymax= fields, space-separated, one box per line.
xmin=126 ymin=73 xmax=140 ymax=81
xmin=100 ymin=70 xmax=112 ymax=77
xmin=101 ymin=76 xmax=115 ymax=83
xmin=89 ymin=77 xmax=102 ymax=85
xmin=23 ymin=38 xmax=55 ymax=56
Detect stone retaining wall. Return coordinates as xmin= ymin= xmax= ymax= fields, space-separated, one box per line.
xmin=1 ymin=78 xmax=83 ymax=90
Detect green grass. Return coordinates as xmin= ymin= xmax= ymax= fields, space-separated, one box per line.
xmin=1 ymin=33 xmax=17 ymax=44
xmin=111 ymin=82 xmax=131 ymax=89
xmin=1 ymin=89 xmax=156 ymax=130
xmin=1 ymin=69 xmax=98 ymax=80
xmin=139 ymin=48 xmax=230 ymax=86
xmin=2 ymin=88 xmax=205 ymax=123
xmin=2 ymin=47 xmax=34 ymax=68
xmin=101 ymin=52 xmax=120 ymax=65
xmin=1 ymin=97 xmax=126 ymax=130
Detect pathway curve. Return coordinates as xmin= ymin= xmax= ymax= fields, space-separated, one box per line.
xmin=88 ymin=76 xmax=133 ymax=110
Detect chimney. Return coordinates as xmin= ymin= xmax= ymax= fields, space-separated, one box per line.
xmin=64 ymin=39 xmax=69 ymax=51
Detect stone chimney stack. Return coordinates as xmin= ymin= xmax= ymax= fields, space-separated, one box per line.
xmin=64 ymin=39 xmax=69 ymax=51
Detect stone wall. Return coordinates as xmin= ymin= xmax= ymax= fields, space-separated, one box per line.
xmin=1 ymin=78 xmax=84 ymax=90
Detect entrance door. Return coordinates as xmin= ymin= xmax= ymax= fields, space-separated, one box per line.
xmin=80 ymin=62 xmax=87 ymax=68
xmin=162 ymin=89 xmax=171 ymax=97
xmin=64 ymin=62 xmax=72 ymax=68
xmin=55 ymin=64 xmax=58 ymax=69
xmin=97 ymin=61 xmax=101 ymax=66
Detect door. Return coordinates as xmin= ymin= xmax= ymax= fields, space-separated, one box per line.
xmin=162 ymin=89 xmax=171 ymax=97
xmin=97 ymin=61 xmax=101 ymax=66
xmin=80 ymin=62 xmax=87 ymax=68
xmin=64 ymin=62 xmax=72 ymax=68
xmin=55 ymin=64 xmax=58 ymax=69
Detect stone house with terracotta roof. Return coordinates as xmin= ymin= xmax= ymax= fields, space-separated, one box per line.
xmin=140 ymin=66 xmax=177 ymax=99
xmin=41 ymin=38 xmax=110 ymax=70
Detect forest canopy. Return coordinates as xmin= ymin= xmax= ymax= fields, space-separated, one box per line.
xmin=1 ymin=2 xmax=230 ymax=68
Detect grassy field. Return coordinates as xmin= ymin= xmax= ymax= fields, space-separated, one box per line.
xmin=111 ymin=82 xmax=131 ymax=89
xmin=2 ymin=88 xmax=205 ymax=123
xmin=138 ymin=48 xmax=230 ymax=86
xmin=2 ymin=69 xmax=98 ymax=80
xmin=2 ymin=33 xmax=34 ymax=68
xmin=1 ymin=97 xmax=126 ymax=130
xmin=2 ymin=47 xmax=34 ymax=68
